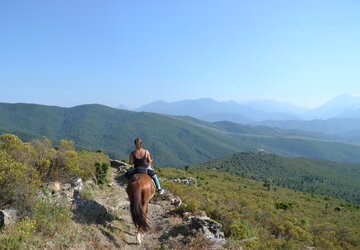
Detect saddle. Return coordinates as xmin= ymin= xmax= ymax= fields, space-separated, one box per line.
xmin=124 ymin=167 xmax=156 ymax=178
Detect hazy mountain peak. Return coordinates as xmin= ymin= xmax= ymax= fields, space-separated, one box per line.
xmin=328 ymin=93 xmax=360 ymax=104
xmin=304 ymin=94 xmax=360 ymax=119
xmin=325 ymin=93 xmax=360 ymax=104
xmin=148 ymin=100 xmax=168 ymax=105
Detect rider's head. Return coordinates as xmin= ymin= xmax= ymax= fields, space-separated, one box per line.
xmin=134 ymin=138 xmax=142 ymax=149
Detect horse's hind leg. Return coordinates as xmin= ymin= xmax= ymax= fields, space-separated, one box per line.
xmin=136 ymin=231 xmax=142 ymax=245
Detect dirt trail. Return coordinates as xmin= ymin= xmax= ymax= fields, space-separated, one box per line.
xmin=71 ymin=166 xmax=184 ymax=249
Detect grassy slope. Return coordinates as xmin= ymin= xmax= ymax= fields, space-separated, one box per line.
xmin=193 ymin=151 xmax=360 ymax=204
xmin=159 ymin=167 xmax=360 ymax=249
xmin=2 ymin=102 xmax=360 ymax=167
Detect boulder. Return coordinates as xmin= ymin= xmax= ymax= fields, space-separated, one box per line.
xmin=163 ymin=192 xmax=182 ymax=207
xmin=72 ymin=177 xmax=83 ymax=192
xmin=188 ymin=215 xmax=226 ymax=248
xmin=171 ymin=197 xmax=182 ymax=207
xmin=0 ymin=209 xmax=17 ymax=227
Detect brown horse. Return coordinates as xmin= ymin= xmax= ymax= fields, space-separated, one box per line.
xmin=126 ymin=173 xmax=155 ymax=244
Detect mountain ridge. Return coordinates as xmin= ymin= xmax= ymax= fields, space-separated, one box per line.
xmin=137 ymin=98 xmax=301 ymax=122
xmin=2 ymin=102 xmax=360 ymax=166
xmin=135 ymin=94 xmax=360 ymax=122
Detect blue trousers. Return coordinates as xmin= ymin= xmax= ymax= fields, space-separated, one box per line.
xmin=146 ymin=166 xmax=162 ymax=190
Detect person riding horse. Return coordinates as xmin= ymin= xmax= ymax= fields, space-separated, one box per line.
xmin=128 ymin=138 xmax=165 ymax=194
xmin=126 ymin=138 xmax=164 ymax=243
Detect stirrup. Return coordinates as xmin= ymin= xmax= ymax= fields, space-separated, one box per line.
xmin=157 ymin=188 xmax=165 ymax=195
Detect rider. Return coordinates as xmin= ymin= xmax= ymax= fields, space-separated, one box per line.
xmin=129 ymin=138 xmax=165 ymax=194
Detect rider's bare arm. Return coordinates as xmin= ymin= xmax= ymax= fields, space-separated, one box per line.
xmin=146 ymin=150 xmax=153 ymax=165
xmin=129 ymin=152 xmax=134 ymax=165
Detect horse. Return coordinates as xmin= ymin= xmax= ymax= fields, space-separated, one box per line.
xmin=126 ymin=173 xmax=156 ymax=244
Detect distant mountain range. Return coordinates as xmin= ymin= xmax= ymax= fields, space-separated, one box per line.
xmin=257 ymin=118 xmax=360 ymax=143
xmin=305 ymin=94 xmax=360 ymax=120
xmin=132 ymin=94 xmax=360 ymax=141
xmin=135 ymin=98 xmax=301 ymax=122
xmin=134 ymin=94 xmax=360 ymax=122
xmin=2 ymin=102 xmax=360 ymax=166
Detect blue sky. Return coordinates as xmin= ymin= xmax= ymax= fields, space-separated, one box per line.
xmin=1 ymin=0 xmax=360 ymax=108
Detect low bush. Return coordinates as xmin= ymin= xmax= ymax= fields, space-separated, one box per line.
xmin=0 ymin=151 xmax=39 ymax=214
xmin=32 ymin=200 xmax=70 ymax=235
xmin=95 ymin=162 xmax=109 ymax=185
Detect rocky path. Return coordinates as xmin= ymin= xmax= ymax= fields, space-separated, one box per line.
xmin=66 ymin=164 xmax=226 ymax=249
xmin=108 ymin=167 xmax=176 ymax=249
xmin=72 ymin=166 xmax=184 ymax=249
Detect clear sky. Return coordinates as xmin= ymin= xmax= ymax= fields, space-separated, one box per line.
xmin=1 ymin=0 xmax=360 ymax=108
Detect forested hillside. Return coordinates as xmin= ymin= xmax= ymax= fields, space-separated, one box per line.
xmin=194 ymin=151 xmax=360 ymax=204
xmin=2 ymin=102 xmax=360 ymax=167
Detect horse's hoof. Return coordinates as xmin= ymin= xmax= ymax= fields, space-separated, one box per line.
xmin=137 ymin=233 xmax=142 ymax=245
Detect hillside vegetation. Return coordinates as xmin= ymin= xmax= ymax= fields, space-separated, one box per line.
xmin=1 ymin=134 xmax=359 ymax=249
xmin=194 ymin=151 xmax=360 ymax=204
xmin=0 ymin=103 xmax=256 ymax=167
xmin=0 ymin=133 xmax=109 ymax=211
xmin=159 ymin=167 xmax=360 ymax=249
xmin=0 ymin=134 xmax=111 ymax=249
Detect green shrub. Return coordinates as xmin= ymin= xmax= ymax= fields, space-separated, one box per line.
xmin=275 ymin=202 xmax=294 ymax=210
xmin=95 ymin=162 xmax=109 ymax=185
xmin=32 ymin=200 xmax=70 ymax=235
xmin=0 ymin=151 xmax=39 ymax=213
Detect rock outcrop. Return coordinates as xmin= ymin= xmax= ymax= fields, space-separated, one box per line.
xmin=163 ymin=192 xmax=182 ymax=207
xmin=39 ymin=177 xmax=86 ymax=206
xmin=110 ymin=159 xmax=131 ymax=170
xmin=171 ymin=177 xmax=197 ymax=186
xmin=187 ymin=214 xmax=226 ymax=248
xmin=0 ymin=208 xmax=17 ymax=227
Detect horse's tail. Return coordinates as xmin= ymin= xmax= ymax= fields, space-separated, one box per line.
xmin=130 ymin=182 xmax=150 ymax=232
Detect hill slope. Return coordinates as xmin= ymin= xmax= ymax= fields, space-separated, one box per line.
xmin=3 ymin=102 xmax=360 ymax=166
xmin=194 ymin=151 xmax=360 ymax=204
xmin=1 ymin=133 xmax=359 ymax=248
xmin=160 ymin=167 xmax=360 ymax=249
